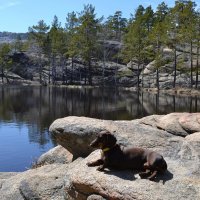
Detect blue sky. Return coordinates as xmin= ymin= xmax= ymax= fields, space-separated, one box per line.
xmin=0 ymin=0 xmax=199 ymax=33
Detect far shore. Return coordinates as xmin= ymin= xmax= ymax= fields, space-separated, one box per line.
xmin=1 ymin=81 xmax=200 ymax=97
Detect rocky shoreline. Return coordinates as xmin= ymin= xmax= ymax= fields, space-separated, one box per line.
xmin=0 ymin=113 xmax=200 ymax=200
xmin=1 ymin=81 xmax=200 ymax=99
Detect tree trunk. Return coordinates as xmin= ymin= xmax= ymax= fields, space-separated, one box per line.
xmin=102 ymin=46 xmax=106 ymax=87
xmin=88 ymin=59 xmax=92 ymax=85
xmin=61 ymin=57 xmax=65 ymax=84
xmin=48 ymin=54 xmax=51 ymax=84
xmin=52 ymin=55 xmax=56 ymax=85
xmin=173 ymin=48 xmax=177 ymax=88
xmin=65 ymin=67 xmax=68 ymax=84
xmin=1 ymin=67 xmax=4 ymax=83
xmin=39 ymin=54 xmax=42 ymax=84
xmin=84 ymin=66 xmax=87 ymax=85
xmin=156 ymin=68 xmax=159 ymax=90
xmin=71 ymin=57 xmax=74 ymax=84
xmin=137 ymin=63 xmax=140 ymax=89
xmin=190 ymin=41 xmax=193 ymax=88
xmin=196 ymin=42 xmax=199 ymax=89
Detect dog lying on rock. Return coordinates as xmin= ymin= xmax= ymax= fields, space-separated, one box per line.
xmin=87 ymin=131 xmax=167 ymax=181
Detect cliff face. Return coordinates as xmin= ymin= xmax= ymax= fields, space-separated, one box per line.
xmin=140 ymin=47 xmax=200 ymax=89
xmin=1 ymin=40 xmax=200 ymax=89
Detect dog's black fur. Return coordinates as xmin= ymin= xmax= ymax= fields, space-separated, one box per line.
xmin=87 ymin=131 xmax=167 ymax=181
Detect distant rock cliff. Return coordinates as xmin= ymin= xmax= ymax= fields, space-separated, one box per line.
xmin=0 ymin=32 xmax=28 ymax=43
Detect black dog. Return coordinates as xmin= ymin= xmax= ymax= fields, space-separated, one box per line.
xmin=87 ymin=131 xmax=167 ymax=181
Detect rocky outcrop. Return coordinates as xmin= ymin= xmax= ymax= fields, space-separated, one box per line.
xmin=139 ymin=113 xmax=200 ymax=137
xmin=140 ymin=47 xmax=200 ymax=89
xmin=1 ymin=113 xmax=200 ymax=200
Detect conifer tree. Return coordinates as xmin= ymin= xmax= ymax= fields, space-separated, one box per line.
xmin=77 ymin=4 xmax=102 ymax=85
xmin=122 ymin=5 xmax=146 ymax=88
xmin=66 ymin=11 xmax=79 ymax=84
xmin=106 ymin=11 xmax=127 ymax=41
xmin=0 ymin=44 xmax=12 ymax=83
xmin=29 ymin=20 xmax=50 ymax=84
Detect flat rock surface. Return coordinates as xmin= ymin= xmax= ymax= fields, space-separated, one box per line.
xmin=65 ymin=149 xmax=200 ymax=200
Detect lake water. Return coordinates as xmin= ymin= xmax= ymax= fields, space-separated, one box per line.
xmin=0 ymin=85 xmax=199 ymax=172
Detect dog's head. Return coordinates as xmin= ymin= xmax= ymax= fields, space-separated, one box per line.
xmin=90 ymin=131 xmax=117 ymax=149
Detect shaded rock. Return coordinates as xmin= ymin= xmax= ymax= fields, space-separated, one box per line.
xmin=87 ymin=194 xmax=106 ymax=200
xmin=0 ymin=164 xmax=68 ymax=200
xmin=36 ymin=145 xmax=73 ymax=167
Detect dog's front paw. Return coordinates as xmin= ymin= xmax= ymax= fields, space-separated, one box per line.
xmin=148 ymin=176 xmax=156 ymax=181
xmin=97 ymin=165 xmax=104 ymax=171
xmin=86 ymin=162 xmax=93 ymax=167
xmin=139 ymin=173 xmax=146 ymax=179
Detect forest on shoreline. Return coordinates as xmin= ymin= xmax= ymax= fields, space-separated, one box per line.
xmin=0 ymin=0 xmax=200 ymax=89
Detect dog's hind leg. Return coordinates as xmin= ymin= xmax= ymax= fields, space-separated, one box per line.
xmin=87 ymin=159 xmax=104 ymax=167
xmin=139 ymin=169 xmax=151 ymax=178
xmin=147 ymin=170 xmax=158 ymax=181
xmin=97 ymin=164 xmax=106 ymax=171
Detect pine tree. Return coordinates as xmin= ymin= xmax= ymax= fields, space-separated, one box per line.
xmin=177 ymin=0 xmax=197 ymax=88
xmin=122 ymin=5 xmax=147 ymax=88
xmin=49 ymin=15 xmax=63 ymax=84
xmin=29 ymin=20 xmax=50 ymax=84
xmin=105 ymin=11 xmax=127 ymax=41
xmin=66 ymin=12 xmax=79 ymax=84
xmin=195 ymin=11 xmax=200 ymax=88
xmin=0 ymin=44 xmax=12 ymax=83
xmin=77 ymin=4 xmax=102 ymax=85
xmin=14 ymin=35 xmax=23 ymax=53
xmin=149 ymin=2 xmax=169 ymax=89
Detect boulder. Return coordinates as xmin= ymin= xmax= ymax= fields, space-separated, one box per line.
xmin=139 ymin=113 xmax=200 ymax=137
xmin=50 ymin=116 xmax=181 ymax=159
xmin=49 ymin=117 xmax=106 ymax=158
xmin=49 ymin=113 xmax=200 ymax=160
xmin=179 ymin=113 xmax=200 ymax=133
xmin=35 ymin=145 xmax=73 ymax=167
xmin=0 ymin=164 xmax=68 ymax=200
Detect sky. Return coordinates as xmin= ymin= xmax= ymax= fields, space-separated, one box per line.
xmin=0 ymin=0 xmax=199 ymax=33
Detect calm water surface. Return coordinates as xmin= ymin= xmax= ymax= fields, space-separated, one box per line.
xmin=0 ymin=85 xmax=199 ymax=172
